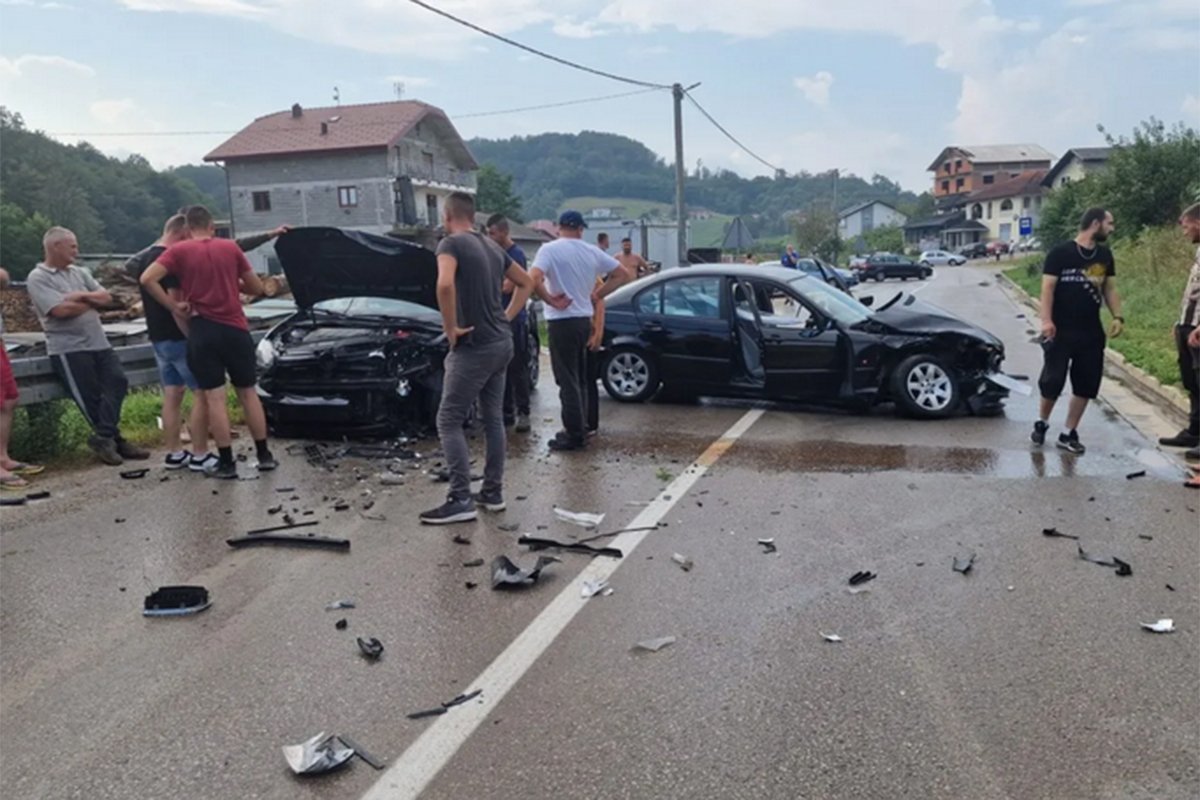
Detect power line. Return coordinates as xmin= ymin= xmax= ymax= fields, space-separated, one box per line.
xmin=683 ymin=91 xmax=780 ymax=174
xmin=406 ymin=0 xmax=670 ymax=90
xmin=456 ymin=87 xmax=664 ymax=118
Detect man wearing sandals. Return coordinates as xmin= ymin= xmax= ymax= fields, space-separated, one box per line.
xmin=0 ymin=267 xmax=45 ymax=490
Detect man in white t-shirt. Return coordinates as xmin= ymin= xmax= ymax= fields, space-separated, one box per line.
xmin=531 ymin=210 xmax=632 ymax=451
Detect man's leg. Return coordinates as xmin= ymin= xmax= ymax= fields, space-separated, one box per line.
xmin=586 ymin=349 xmax=600 ymax=434
xmin=478 ymin=339 xmax=513 ymax=503
xmin=549 ymin=319 xmax=589 ymax=443
xmin=0 ymin=398 xmax=15 ymax=466
xmin=97 ymin=349 xmax=147 ymax=459
xmin=1177 ymin=324 xmax=1199 ymax=435
xmin=1064 ymin=395 xmax=1090 ymax=431
xmin=162 ymin=385 xmax=186 ymax=452
xmin=505 ymin=317 xmax=531 ymax=426
xmin=423 ymin=348 xmax=489 ymax=523
xmin=188 ymin=392 xmax=209 ymax=457
xmin=1034 ymin=337 xmax=1069 ymax=445
xmin=52 ymin=350 xmax=121 ymax=464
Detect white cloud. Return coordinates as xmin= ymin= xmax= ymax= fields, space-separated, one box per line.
xmin=553 ymin=18 xmax=603 ymax=39
xmin=89 ymin=98 xmax=137 ymax=125
xmin=1184 ymin=94 xmax=1200 ymax=120
xmin=0 ymin=54 xmax=95 ymax=79
xmin=793 ymin=71 xmax=834 ymax=107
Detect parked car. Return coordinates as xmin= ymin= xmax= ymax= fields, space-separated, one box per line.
xmin=958 ymin=242 xmax=988 ymax=259
xmin=986 ymin=240 xmax=1010 ymax=256
xmin=848 ymin=255 xmax=869 ymax=268
xmin=598 ymin=265 xmax=1012 ymax=419
xmin=856 ymin=253 xmax=932 ymax=282
xmin=919 ymin=249 xmax=966 ymax=267
xmin=756 ymin=258 xmax=857 ymax=292
xmin=1016 ymin=236 xmax=1042 ymax=252
xmin=255 ymin=227 xmax=539 ymax=437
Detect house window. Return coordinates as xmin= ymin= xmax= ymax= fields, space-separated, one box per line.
xmin=337 ymin=186 xmax=359 ymax=208
xmin=941 ymin=180 xmax=950 ymax=192
xmin=1061 ymin=176 xmax=1072 ymax=186
xmin=971 ymin=204 xmax=983 ymax=220
xmin=955 ymin=177 xmax=965 ymax=190
xmin=943 ymin=161 xmax=951 ymax=174
xmin=954 ymin=159 xmax=962 ymax=172
xmin=982 ymin=174 xmax=994 ymax=185
xmin=423 ymin=151 xmax=435 ymax=177
xmin=252 ymin=191 xmax=271 ymax=212
xmin=1022 ymin=196 xmax=1031 ymax=210
xmin=426 ymin=193 xmax=438 ymax=223
xmin=1000 ymin=199 xmax=1014 ymax=212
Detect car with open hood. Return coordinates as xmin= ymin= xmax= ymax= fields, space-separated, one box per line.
xmin=598 ymin=265 xmax=1022 ymax=419
xmin=255 ymin=227 xmax=539 ymax=437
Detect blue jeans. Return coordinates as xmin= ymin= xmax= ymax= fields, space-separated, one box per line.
xmin=153 ymin=339 xmax=199 ymax=390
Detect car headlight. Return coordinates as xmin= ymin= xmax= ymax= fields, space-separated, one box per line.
xmin=256 ymin=338 xmax=277 ymax=370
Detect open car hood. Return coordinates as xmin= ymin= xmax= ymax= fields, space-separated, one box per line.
xmin=274 ymin=227 xmax=438 ymax=310
xmin=872 ymin=295 xmax=1003 ymax=348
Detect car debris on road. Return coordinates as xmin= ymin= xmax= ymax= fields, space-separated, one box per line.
xmin=553 ymin=507 xmax=605 ymax=529
xmin=143 ymin=586 xmax=211 ymax=617
xmin=491 ymin=555 xmax=560 ymax=589
xmin=1140 ymin=619 xmax=1175 ymax=633
xmin=633 ymin=636 xmax=676 ymax=653
xmin=282 ymin=732 xmax=355 ymax=775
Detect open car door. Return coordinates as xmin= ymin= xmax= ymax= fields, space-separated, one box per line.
xmin=731 ymin=278 xmax=766 ymax=388
xmin=739 ymin=278 xmax=845 ymax=399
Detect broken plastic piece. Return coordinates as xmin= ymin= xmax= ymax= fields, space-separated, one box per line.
xmin=335 ymin=618 xmax=348 ymax=630
xmin=442 ymin=689 xmax=483 ymax=708
xmin=379 ymin=473 xmax=405 ymax=486
xmin=226 ymin=534 xmax=350 ymax=551
xmin=848 ymin=570 xmax=876 ymax=586
xmin=1113 ymin=557 xmax=1133 ymax=576
xmin=757 ymin=538 xmax=777 ymax=554
xmin=333 ymin=500 xmax=350 ymax=511
xmin=119 ymin=468 xmax=149 ymax=479
xmin=268 ymin=504 xmax=283 ymax=515
xmin=581 ymin=579 xmax=611 ymax=598
xmin=26 ymin=490 xmax=50 ymax=500
xmin=518 ymin=535 xmax=622 ymax=558
xmin=491 ymin=555 xmax=560 ymax=589
xmin=326 ymin=599 xmax=356 ymax=610
xmin=1042 ymin=527 xmax=1079 ymax=540
xmin=462 ymin=558 xmax=485 ymax=568
xmin=1077 ymin=544 xmax=1118 ymax=568
xmin=465 ymin=581 xmax=478 ymax=590
xmin=357 ymin=637 xmax=384 ymax=660
xmin=1140 ymin=618 xmax=1175 ymax=633
xmin=336 ymin=735 xmax=385 ymax=770
xmin=553 ymin=507 xmax=605 ymax=529
xmin=821 ymin=632 xmax=843 ymax=643
xmin=497 ymin=522 xmax=520 ymax=532
xmin=246 ymin=520 xmax=320 ymax=535
xmin=143 ymin=585 xmax=211 ymax=617
xmin=671 ymin=553 xmax=694 ymax=571
xmin=283 ymin=732 xmax=355 ymax=775
xmin=633 ymin=636 xmax=676 ymax=653
xmin=452 ymin=533 xmax=472 ymax=545
xmin=1125 ymin=470 xmax=1147 ymax=480
xmin=407 ymin=707 xmax=448 ymax=720
xmin=0 ymin=496 xmax=26 ymax=506
xmin=952 ymin=554 xmax=976 ymax=574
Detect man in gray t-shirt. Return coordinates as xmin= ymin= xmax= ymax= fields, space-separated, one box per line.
xmin=419 ymin=193 xmax=534 ymax=525
xmin=25 ymin=227 xmax=147 ymax=465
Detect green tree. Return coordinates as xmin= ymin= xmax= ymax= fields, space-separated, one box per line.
xmin=862 ymin=224 xmax=904 ymax=255
xmin=1038 ymin=179 xmax=1096 ymax=248
xmin=1093 ymin=118 xmax=1200 ymax=235
xmin=0 ymin=202 xmax=53 ymax=278
xmin=792 ymin=207 xmax=840 ymax=261
xmin=475 ymin=163 xmax=523 ymax=222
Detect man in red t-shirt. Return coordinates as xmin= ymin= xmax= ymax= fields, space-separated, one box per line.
xmin=139 ymin=205 xmax=274 ymax=479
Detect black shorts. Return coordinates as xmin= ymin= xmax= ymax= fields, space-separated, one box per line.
xmin=187 ymin=317 xmax=256 ymax=390
xmin=1038 ymin=331 xmax=1105 ymax=400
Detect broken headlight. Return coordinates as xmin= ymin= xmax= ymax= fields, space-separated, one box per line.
xmin=256 ymin=338 xmax=277 ymax=370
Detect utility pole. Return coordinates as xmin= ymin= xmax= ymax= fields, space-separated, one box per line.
xmin=673 ymin=83 xmax=687 ymax=267
xmin=831 ymin=167 xmax=841 ymax=266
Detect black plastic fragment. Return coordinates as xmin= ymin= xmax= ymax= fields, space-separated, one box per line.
xmin=357 ymin=637 xmax=384 ymax=660
xmin=268 ymin=504 xmax=283 ymax=515
xmin=1125 ymin=470 xmax=1147 ymax=480
xmin=462 ymin=558 xmax=485 ymax=568
xmin=246 ymin=520 xmax=320 ymax=535
xmin=757 ymin=539 xmax=777 ymax=555
xmin=1042 ymin=527 xmax=1079 ymax=540
xmin=407 ymin=707 xmax=447 ymax=720
xmin=336 ymin=734 xmax=385 ymax=770
xmin=952 ymin=554 xmax=976 ymax=574
xmin=1 ymin=496 xmax=26 ymax=506
xmin=442 ymin=689 xmax=482 ymax=708
xmin=275 ymin=486 xmax=296 ymax=493
xmin=1166 ymin=584 xmax=1176 ymax=591
xmin=1112 ymin=557 xmax=1133 ymax=576
xmin=26 ymin=490 xmax=50 ymax=500
xmin=119 ymin=468 xmax=149 ymax=479
xmin=848 ymin=570 xmax=877 ymax=586
xmin=517 ymin=535 xmax=623 ymax=559
xmin=1137 ymin=534 xmax=1153 ymax=541
xmin=143 ymin=585 xmax=211 ymax=616
xmin=452 ymin=534 xmax=472 ymax=545
xmin=226 ymin=533 xmax=350 ymax=551
xmin=335 ymin=618 xmax=348 ymax=630
xmin=465 ymin=581 xmax=478 ymax=589
xmin=333 ymin=501 xmax=350 ymax=511
xmin=491 ymin=555 xmax=560 ymax=589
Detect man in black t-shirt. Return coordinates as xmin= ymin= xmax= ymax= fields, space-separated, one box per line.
xmin=1032 ymin=207 xmax=1124 ymax=455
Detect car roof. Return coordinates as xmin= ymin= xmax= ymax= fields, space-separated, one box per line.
xmin=609 ymin=264 xmax=813 ymax=300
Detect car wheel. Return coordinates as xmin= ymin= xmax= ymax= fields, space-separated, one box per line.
xmin=921 ymin=268 xmax=932 ymax=279
xmin=920 ymin=260 xmax=931 ymax=267
xmin=602 ymin=347 xmax=659 ymax=403
xmin=899 ymin=276 xmax=908 ymax=281
xmin=891 ymin=353 xmax=961 ymax=419
xmin=874 ymin=274 xmax=885 ymax=282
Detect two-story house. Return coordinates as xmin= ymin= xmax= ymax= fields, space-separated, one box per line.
xmin=964 ymin=169 xmax=1049 ymax=244
xmin=205 ymin=100 xmax=478 ymax=272
xmin=1041 ymin=147 xmax=1113 ymax=190
xmin=926 ymin=144 xmax=1054 ymax=208
xmin=838 ymin=200 xmax=908 ymax=240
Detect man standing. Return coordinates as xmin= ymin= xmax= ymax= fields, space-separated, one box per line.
xmin=615 ymin=237 xmax=649 ymax=280
xmin=422 ymin=193 xmax=533 ymax=524
xmin=26 ymin=228 xmax=149 ymax=465
xmin=139 ymin=205 xmax=273 ymax=479
xmin=485 ymin=213 xmax=532 ymax=434
xmin=596 ymin=232 xmax=610 ymax=253
xmin=781 ymin=244 xmax=799 ymax=269
xmin=1160 ymin=202 xmax=1200 ymax=462
xmin=0 ymin=267 xmax=44 ymax=489
xmin=1032 ymin=208 xmax=1123 ymax=455
xmin=126 ymin=215 xmax=290 ymax=471
xmin=531 ymin=210 xmax=632 ymax=451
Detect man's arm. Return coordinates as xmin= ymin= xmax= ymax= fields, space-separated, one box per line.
xmin=588 ymin=296 xmax=606 ymax=350
xmin=140 ymin=262 xmax=189 ymax=317
xmin=239 ymin=271 xmax=266 ymax=298
xmin=595 ymin=263 xmax=633 ymax=301
xmin=1039 ymin=275 xmax=1057 ymax=339
xmin=503 ymin=261 xmax=534 ymax=322
xmin=436 ymin=253 xmax=473 ymax=345
xmin=237 ymin=225 xmax=290 ymax=253
xmin=28 ymin=274 xmax=95 ymax=319
xmin=1103 ymin=275 xmax=1123 ymax=337
xmin=528 ymin=267 xmax=572 ymax=310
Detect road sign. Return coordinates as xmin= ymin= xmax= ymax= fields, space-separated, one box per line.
xmin=1019 ymin=217 xmax=1033 ymax=236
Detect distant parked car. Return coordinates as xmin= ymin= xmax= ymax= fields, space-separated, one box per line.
xmin=986 ymin=241 xmax=1010 ymax=256
xmin=919 ymin=249 xmax=966 ymax=267
xmin=856 ymin=253 xmax=932 ymax=282
xmin=755 ymin=258 xmax=857 ymax=293
xmin=958 ymin=242 xmax=988 ymax=259
xmin=848 ymin=255 xmax=869 ymax=268
xmin=1017 ymin=237 xmax=1042 ymax=252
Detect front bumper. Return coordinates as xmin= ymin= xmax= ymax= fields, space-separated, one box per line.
xmin=257 ymin=380 xmax=420 ymax=436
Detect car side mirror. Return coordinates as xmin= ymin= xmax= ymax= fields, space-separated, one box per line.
xmin=859 ymin=295 xmax=874 ymax=307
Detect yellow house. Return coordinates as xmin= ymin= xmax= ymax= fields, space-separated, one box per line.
xmin=964 ymin=169 xmax=1048 ymax=244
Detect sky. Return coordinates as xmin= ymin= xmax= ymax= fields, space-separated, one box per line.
xmin=1 ymin=0 xmax=1197 ymax=192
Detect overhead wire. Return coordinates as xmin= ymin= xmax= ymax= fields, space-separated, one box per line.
xmin=683 ymin=90 xmax=780 ymax=174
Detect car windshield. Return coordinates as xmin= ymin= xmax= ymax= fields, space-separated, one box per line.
xmin=312 ymin=296 xmax=438 ymax=320
xmin=787 ymin=277 xmax=873 ymax=325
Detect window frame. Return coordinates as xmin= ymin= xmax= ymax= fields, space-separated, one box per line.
xmin=659 ymin=275 xmax=724 ymax=320
xmin=337 ymin=186 xmax=359 ymax=208
xmin=251 ymin=191 xmax=271 ymax=212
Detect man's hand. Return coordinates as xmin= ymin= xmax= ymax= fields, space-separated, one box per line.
xmin=546 ymin=292 xmax=572 ymax=311
xmin=1188 ymin=325 xmax=1200 ymax=349
xmin=446 ymin=325 xmax=474 ymax=347
xmin=174 ymin=300 xmax=191 ymax=317
xmin=1108 ymin=317 xmax=1124 ymax=338
xmin=269 ymin=225 xmax=291 ymax=239
xmin=587 ymin=329 xmax=603 ymax=351
xmin=1040 ymin=320 xmax=1056 ymax=341
xmin=62 ymin=291 xmax=87 ymax=303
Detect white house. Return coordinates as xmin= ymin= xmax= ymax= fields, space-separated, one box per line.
xmin=1041 ymin=147 xmax=1113 ymax=190
xmin=964 ymin=169 xmax=1048 ymax=244
xmin=838 ymin=200 xmax=908 ymax=240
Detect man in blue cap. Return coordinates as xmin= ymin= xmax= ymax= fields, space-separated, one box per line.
xmin=531 ymin=211 xmax=632 ymax=451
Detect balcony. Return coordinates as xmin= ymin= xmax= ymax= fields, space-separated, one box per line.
xmin=398 ymin=161 xmax=476 ymax=191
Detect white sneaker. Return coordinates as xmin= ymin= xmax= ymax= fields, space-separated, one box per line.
xmin=165 ymin=451 xmax=190 ymax=470
xmin=189 ymin=453 xmax=218 ymax=472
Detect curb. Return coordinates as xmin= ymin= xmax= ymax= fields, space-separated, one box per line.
xmin=996 ymin=272 xmax=1190 ymax=429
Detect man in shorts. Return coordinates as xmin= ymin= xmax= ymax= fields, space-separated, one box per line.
xmin=1033 ymin=207 xmax=1123 ymax=455
xmin=139 ymin=205 xmax=274 ymax=479
xmin=0 ymin=267 xmax=45 ymax=490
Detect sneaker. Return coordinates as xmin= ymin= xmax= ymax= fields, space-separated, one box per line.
xmin=1186 ymin=447 xmax=1200 ymax=463
xmin=586 ymin=428 xmax=599 ymax=439
xmin=1159 ymin=430 xmax=1200 ymax=448
xmin=88 ymin=435 xmax=123 ymax=466
xmin=548 ymin=436 xmax=586 ymax=452
xmin=116 ymin=439 xmax=150 ymax=460
xmin=472 ymin=490 xmax=506 ymax=512
xmin=189 ymin=453 xmax=218 ymax=472
xmin=419 ymin=498 xmax=477 ymax=525
xmin=515 ymin=414 xmax=531 ymax=433
xmin=1056 ymin=430 xmax=1086 ymax=455
xmin=1031 ymin=420 xmax=1049 ymax=446
xmin=204 ymin=460 xmax=239 ymax=480
xmin=255 ymin=453 xmax=279 ymax=471
xmin=165 ymin=451 xmax=190 ymax=470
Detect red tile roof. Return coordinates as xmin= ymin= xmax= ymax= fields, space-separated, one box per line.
xmin=967 ymin=169 xmax=1049 ymax=202
xmin=204 ymin=100 xmax=477 ymax=167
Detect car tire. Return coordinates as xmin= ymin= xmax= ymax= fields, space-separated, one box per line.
xmin=921 ymin=268 xmax=932 ymax=279
xmin=891 ymin=353 xmax=961 ymax=419
xmin=874 ymin=274 xmax=885 ymax=282
xmin=601 ymin=347 xmax=660 ymax=403
xmin=920 ymin=260 xmax=931 ymax=267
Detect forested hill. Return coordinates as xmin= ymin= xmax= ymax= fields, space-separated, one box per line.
xmin=0 ymin=108 xmax=227 ymax=278
xmin=466 ymin=130 xmax=921 ymax=231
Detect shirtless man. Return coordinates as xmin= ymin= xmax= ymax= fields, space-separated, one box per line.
xmin=614 ymin=237 xmax=649 ymax=279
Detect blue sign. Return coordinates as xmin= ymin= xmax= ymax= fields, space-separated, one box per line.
xmin=1019 ymin=217 xmax=1033 ymax=236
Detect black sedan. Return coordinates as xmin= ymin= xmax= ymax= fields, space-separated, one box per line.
xmin=856 ymin=254 xmax=932 ymax=282
xmin=256 ymin=227 xmax=538 ymax=437
xmin=598 ymin=265 xmax=1015 ymax=419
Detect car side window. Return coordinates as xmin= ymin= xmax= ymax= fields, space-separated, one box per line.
xmin=661 ymin=277 xmax=722 ymax=319
xmin=742 ymin=280 xmax=822 ymax=331
xmin=635 ymin=286 xmax=661 ymax=316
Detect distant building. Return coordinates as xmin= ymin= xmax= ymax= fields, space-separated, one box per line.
xmin=964 ymin=169 xmax=1049 ymax=244
xmin=1041 ymin=147 xmax=1113 ymax=190
xmin=926 ymin=144 xmax=1054 ymax=207
xmin=205 ymin=100 xmax=478 ymax=272
xmin=838 ymin=200 xmax=907 ymax=240
xmin=902 ymin=212 xmax=988 ymax=253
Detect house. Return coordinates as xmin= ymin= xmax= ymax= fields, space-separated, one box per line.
xmin=902 ymin=212 xmax=988 ymax=252
xmin=926 ymin=144 xmax=1054 ymax=207
xmin=205 ymin=100 xmax=478 ymax=272
xmin=1041 ymin=147 xmax=1113 ymax=190
xmin=963 ymin=169 xmax=1049 ymax=244
xmin=838 ymin=200 xmax=908 ymax=240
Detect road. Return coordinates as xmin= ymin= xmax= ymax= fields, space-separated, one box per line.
xmin=2 ymin=264 xmax=1197 ymax=800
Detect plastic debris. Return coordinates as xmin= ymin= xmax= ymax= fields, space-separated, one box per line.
xmin=1113 ymin=557 xmax=1133 ymax=577
xmin=1042 ymin=527 xmax=1079 ymax=540
xmin=442 ymin=689 xmax=483 ymax=708
xmin=336 ymin=734 xmax=385 ymax=770
xmin=227 ymin=533 xmax=349 ymax=551
xmin=462 ymin=558 xmax=485 ymax=568
xmin=671 ymin=553 xmax=694 ymax=572
xmin=378 ymin=473 xmax=406 ymax=486
xmin=452 ymin=534 xmax=472 ymax=545
xmin=757 ymin=538 xmax=777 ymax=554
xmin=119 ymin=468 xmax=149 ymax=479
xmin=282 ymin=732 xmax=355 ymax=775
xmin=1125 ymin=470 xmax=1147 ymax=480
xmin=846 ymin=587 xmax=871 ymax=596
xmin=1140 ymin=619 xmax=1175 ymax=633
xmin=491 ymin=555 xmax=560 ymax=589
xmin=821 ymin=632 xmax=844 ymax=643
xmin=633 ymin=636 xmax=676 ymax=653
xmin=247 ymin=520 xmax=319 ymax=535
xmin=581 ymin=579 xmax=612 ymax=598
xmin=26 ymin=490 xmax=50 ymax=500
xmin=143 ymin=585 xmax=211 ymax=617
xmin=0 ymin=496 xmax=25 ymax=506
xmin=326 ymin=599 xmax=356 ymax=610
xmin=848 ymin=570 xmax=876 ymax=586
xmin=335 ymin=618 xmax=348 ymax=630
xmin=465 ymin=581 xmax=478 ymax=590
xmin=497 ymin=522 xmax=520 ymax=532
xmin=1078 ymin=544 xmax=1131 ymax=575
xmin=357 ymin=637 xmax=384 ymax=660
xmin=553 ymin=507 xmax=605 ymax=529
xmin=518 ymin=535 xmax=623 ymax=558
xmin=406 ymin=708 xmax=447 ymax=720
xmin=952 ymin=554 xmax=976 ymax=574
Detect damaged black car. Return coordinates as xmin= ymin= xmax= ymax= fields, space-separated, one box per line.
xmin=599 ymin=265 xmax=1021 ymax=419
xmin=256 ymin=227 xmax=538 ymax=437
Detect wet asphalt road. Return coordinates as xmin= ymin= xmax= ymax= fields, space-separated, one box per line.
xmin=2 ymin=264 xmax=1197 ymax=800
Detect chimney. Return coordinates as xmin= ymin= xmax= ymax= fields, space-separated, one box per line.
xmin=320 ymin=121 xmax=328 ymax=135
xmin=291 ymin=103 xmax=302 ymax=118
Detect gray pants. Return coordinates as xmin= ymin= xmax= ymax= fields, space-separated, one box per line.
xmin=436 ymin=337 xmax=514 ymax=503
xmin=51 ymin=348 xmax=129 ymax=440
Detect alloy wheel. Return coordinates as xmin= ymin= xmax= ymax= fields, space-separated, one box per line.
xmin=606 ymin=351 xmax=650 ymax=399
xmin=905 ymin=362 xmax=953 ymax=411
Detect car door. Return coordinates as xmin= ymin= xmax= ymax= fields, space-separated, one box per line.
xmin=636 ymin=275 xmax=732 ymax=387
xmin=738 ymin=278 xmax=843 ymax=398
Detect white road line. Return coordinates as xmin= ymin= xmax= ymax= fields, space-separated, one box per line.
xmin=360 ymin=407 xmax=765 ymax=800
